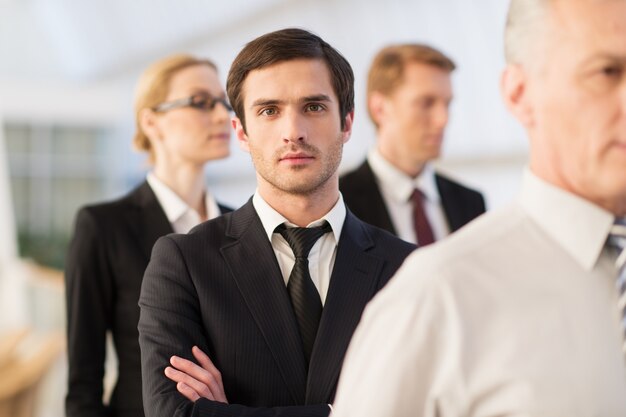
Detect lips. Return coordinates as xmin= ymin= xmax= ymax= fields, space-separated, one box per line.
xmin=210 ymin=132 xmax=230 ymax=140
xmin=279 ymin=152 xmax=315 ymax=163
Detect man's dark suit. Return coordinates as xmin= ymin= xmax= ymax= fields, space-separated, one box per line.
xmin=339 ymin=161 xmax=486 ymax=237
xmin=65 ymin=181 xmax=231 ymax=417
xmin=138 ymin=199 xmax=415 ymax=417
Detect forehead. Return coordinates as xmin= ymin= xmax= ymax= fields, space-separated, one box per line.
xmin=548 ymin=0 xmax=626 ymax=56
xmin=167 ymin=64 xmax=221 ymax=97
xmin=393 ymin=62 xmax=452 ymax=96
xmin=241 ymin=59 xmax=337 ymax=105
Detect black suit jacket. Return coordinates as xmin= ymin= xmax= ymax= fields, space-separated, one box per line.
xmin=138 ymin=199 xmax=415 ymax=417
xmin=65 ymin=181 xmax=231 ymax=417
xmin=339 ymin=160 xmax=486 ymax=237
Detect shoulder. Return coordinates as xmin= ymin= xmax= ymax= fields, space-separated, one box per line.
xmin=76 ymin=183 xmax=146 ymax=222
xmin=435 ymin=171 xmax=484 ymax=199
xmin=163 ymin=208 xmax=234 ymax=249
xmin=340 ymin=161 xmax=374 ymax=189
xmin=392 ymin=204 xmax=527 ymax=293
xmin=352 ymin=214 xmax=415 ymax=261
xmin=217 ymin=202 xmax=234 ymax=214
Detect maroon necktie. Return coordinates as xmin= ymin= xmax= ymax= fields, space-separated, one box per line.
xmin=411 ymin=189 xmax=435 ymax=246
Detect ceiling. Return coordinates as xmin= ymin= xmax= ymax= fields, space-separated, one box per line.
xmin=0 ymin=0 xmax=288 ymax=82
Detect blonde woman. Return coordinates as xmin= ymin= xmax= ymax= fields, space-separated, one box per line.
xmin=65 ymin=54 xmax=233 ymax=417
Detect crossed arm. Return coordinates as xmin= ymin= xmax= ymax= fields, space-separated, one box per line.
xmin=165 ymin=345 xmax=228 ymax=404
xmin=139 ymin=236 xmax=331 ymax=417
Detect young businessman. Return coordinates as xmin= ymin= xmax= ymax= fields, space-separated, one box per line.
xmin=138 ymin=28 xmax=415 ymax=417
xmin=340 ymin=44 xmax=485 ymax=245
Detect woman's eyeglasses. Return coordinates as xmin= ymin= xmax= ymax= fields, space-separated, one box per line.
xmin=153 ymin=93 xmax=233 ymax=113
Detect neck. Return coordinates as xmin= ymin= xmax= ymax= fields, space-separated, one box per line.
xmin=376 ymin=143 xmax=425 ymax=179
xmin=153 ymin=162 xmax=208 ymax=220
xmin=258 ymin=176 xmax=340 ymax=227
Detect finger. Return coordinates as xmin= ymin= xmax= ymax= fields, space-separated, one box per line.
xmin=191 ymin=346 xmax=221 ymax=380
xmin=170 ymin=355 xmax=217 ymax=387
xmin=191 ymin=347 xmax=228 ymax=403
xmin=164 ymin=366 xmax=216 ymax=401
xmin=170 ymin=355 xmax=204 ymax=376
xmin=177 ymin=382 xmax=201 ymax=402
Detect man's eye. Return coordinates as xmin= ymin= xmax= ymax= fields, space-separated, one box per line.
xmin=420 ymin=97 xmax=435 ymax=109
xmin=261 ymin=108 xmax=278 ymax=116
xmin=306 ymin=104 xmax=324 ymax=112
xmin=601 ymin=66 xmax=623 ymax=77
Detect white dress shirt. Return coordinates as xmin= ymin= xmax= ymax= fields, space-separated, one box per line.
xmin=252 ymin=191 xmax=346 ymax=305
xmin=368 ymin=148 xmax=449 ymax=244
xmin=147 ymin=173 xmax=221 ymax=234
xmin=332 ymin=169 xmax=626 ymax=417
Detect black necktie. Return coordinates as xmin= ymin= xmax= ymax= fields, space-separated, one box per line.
xmin=275 ymin=221 xmax=332 ymax=365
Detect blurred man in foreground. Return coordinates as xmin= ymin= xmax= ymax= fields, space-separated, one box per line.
xmin=332 ymin=0 xmax=626 ymax=415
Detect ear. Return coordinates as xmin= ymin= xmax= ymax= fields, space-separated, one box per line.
xmin=341 ymin=110 xmax=354 ymax=143
xmin=500 ymin=64 xmax=534 ymax=128
xmin=139 ymin=108 xmax=162 ymax=142
xmin=368 ymin=91 xmax=387 ymax=127
xmin=233 ymin=117 xmax=250 ymax=153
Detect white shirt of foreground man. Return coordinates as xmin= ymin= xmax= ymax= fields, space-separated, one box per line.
xmin=331 ymin=0 xmax=626 ymax=416
xmin=332 ymin=171 xmax=626 ymax=416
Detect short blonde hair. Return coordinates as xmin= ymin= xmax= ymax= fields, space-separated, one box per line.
xmin=133 ymin=54 xmax=217 ymax=162
xmin=366 ymin=44 xmax=455 ymax=127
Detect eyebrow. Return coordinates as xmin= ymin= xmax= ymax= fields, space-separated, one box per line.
xmin=250 ymin=94 xmax=333 ymax=109
xmin=189 ymin=88 xmax=226 ymax=98
xmin=580 ymin=53 xmax=626 ymax=66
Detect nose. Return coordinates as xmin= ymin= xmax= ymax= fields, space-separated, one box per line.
xmin=432 ymin=102 xmax=450 ymax=130
xmin=281 ymin=110 xmax=306 ymax=144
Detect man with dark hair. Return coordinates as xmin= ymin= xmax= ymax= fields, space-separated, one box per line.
xmin=340 ymin=44 xmax=485 ymax=245
xmin=138 ymin=28 xmax=414 ymax=417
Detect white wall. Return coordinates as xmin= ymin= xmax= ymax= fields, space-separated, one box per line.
xmin=165 ymin=0 xmax=530 ymax=208
xmin=1 ymin=0 xmax=531 ymax=211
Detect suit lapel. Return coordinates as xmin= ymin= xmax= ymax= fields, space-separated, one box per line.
xmin=306 ymin=212 xmax=385 ymax=403
xmin=436 ymin=173 xmax=463 ymax=232
xmin=126 ymin=182 xmax=173 ymax=261
xmin=220 ymin=201 xmax=308 ymax=404
xmin=357 ymin=162 xmax=397 ymax=234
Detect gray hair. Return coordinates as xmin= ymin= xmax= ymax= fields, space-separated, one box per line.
xmin=504 ymin=0 xmax=553 ymax=65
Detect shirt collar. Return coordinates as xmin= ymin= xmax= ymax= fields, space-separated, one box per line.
xmin=252 ymin=191 xmax=346 ymax=243
xmin=520 ymin=168 xmax=615 ymax=271
xmin=367 ymin=147 xmax=439 ymax=203
xmin=147 ymin=172 xmax=219 ymax=223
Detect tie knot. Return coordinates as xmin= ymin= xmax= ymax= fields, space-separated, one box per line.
xmin=410 ymin=188 xmax=426 ymax=204
xmin=275 ymin=222 xmax=332 ymax=259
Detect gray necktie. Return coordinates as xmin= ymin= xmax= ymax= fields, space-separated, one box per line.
xmin=608 ymin=218 xmax=626 ymax=356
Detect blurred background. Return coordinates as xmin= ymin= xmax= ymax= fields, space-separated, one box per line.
xmin=0 ymin=0 xmax=526 ymax=416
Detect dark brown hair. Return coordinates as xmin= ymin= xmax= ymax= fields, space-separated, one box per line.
xmin=226 ymin=28 xmax=354 ymax=130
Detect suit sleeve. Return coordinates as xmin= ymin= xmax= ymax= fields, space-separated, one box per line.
xmin=138 ymin=236 xmax=329 ymax=417
xmin=65 ymin=208 xmax=113 ymax=417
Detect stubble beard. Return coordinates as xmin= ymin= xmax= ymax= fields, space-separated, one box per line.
xmin=252 ymin=135 xmax=344 ymax=196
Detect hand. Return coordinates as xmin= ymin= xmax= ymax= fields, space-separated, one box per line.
xmin=164 ymin=346 xmax=228 ymax=403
